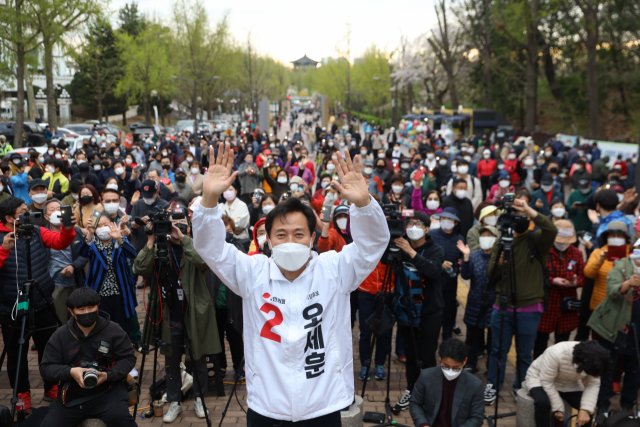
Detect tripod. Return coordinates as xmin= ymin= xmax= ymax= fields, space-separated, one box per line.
xmin=486 ymin=231 xmax=520 ymax=427
xmin=0 ymin=224 xmax=63 ymax=418
xmin=359 ymin=246 xmax=420 ymax=427
xmin=133 ymin=236 xmax=223 ymax=427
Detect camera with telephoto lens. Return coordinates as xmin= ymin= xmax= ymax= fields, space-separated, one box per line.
xmin=79 ymin=361 xmax=101 ymax=389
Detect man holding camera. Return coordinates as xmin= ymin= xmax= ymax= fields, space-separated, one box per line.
xmin=129 ymin=179 xmax=170 ymax=253
xmin=193 ymin=144 xmax=389 ymax=425
xmin=132 ymin=209 xmax=221 ymax=423
xmin=0 ymin=196 xmax=78 ymax=409
xmin=484 ymin=198 xmax=558 ymax=405
xmin=39 ymin=287 xmax=137 ymax=427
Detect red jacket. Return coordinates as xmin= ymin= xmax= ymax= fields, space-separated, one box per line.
xmin=477 ymin=158 xmax=497 ymax=178
xmin=0 ymin=223 xmax=75 ymax=269
xmin=503 ymin=159 xmax=520 ymax=183
xmin=317 ymin=225 xmax=347 ymax=254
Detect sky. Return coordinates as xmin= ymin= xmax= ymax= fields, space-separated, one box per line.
xmin=109 ymin=0 xmax=437 ymax=65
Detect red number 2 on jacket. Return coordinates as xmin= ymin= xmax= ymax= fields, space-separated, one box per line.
xmin=259 ymin=303 xmax=283 ymax=343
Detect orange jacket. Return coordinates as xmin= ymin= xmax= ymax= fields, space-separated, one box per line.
xmin=358 ymin=263 xmax=394 ymax=294
xmin=585 ymin=244 xmax=630 ymax=310
xmin=317 ymin=228 xmax=347 ymax=253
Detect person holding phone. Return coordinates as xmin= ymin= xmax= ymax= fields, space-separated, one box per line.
xmin=238 ymin=152 xmax=261 ymax=205
xmin=72 ymin=184 xmax=103 ymax=235
xmin=43 ymin=199 xmax=88 ymax=323
xmin=0 ymin=196 xmax=78 ymax=410
xmin=566 ymin=178 xmax=593 ymax=232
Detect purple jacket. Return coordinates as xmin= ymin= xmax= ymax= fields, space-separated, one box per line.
xmin=285 ymin=161 xmax=314 ymax=186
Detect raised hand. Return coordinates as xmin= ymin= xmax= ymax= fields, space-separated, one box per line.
xmin=331 ymin=149 xmax=370 ymax=208
xmin=456 ymin=240 xmax=470 ymax=256
xmin=108 ymin=223 xmax=122 ymax=242
xmin=201 ymin=142 xmax=238 ymax=208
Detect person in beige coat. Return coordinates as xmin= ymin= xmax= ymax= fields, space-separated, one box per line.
xmin=525 ymin=341 xmax=609 ymax=427
xmin=188 ymin=160 xmax=205 ymax=195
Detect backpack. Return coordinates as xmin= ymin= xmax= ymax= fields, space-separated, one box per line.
xmin=392 ymin=262 xmax=425 ymax=327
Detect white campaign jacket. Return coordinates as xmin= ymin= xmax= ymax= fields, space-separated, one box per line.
xmin=192 ymin=198 xmax=389 ymax=421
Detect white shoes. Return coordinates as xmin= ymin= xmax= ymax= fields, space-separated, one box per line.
xmin=163 ymin=402 xmax=182 ymax=423
xmin=194 ymin=397 xmax=209 ymax=418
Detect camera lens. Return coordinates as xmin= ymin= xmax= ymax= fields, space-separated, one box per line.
xmin=83 ymin=369 xmax=99 ymax=389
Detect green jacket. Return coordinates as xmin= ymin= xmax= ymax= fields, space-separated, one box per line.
xmin=587 ymin=257 xmax=635 ymax=343
xmin=566 ymin=189 xmax=593 ymax=232
xmin=487 ymin=214 xmax=558 ymax=308
xmin=592 ymin=156 xmax=609 ymax=183
xmin=133 ymin=236 xmax=222 ymax=359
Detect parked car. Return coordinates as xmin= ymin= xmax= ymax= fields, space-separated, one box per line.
xmin=0 ymin=121 xmax=46 ymax=148
xmin=175 ymin=120 xmax=194 ymax=134
xmin=129 ymin=122 xmax=152 ymax=131
xmin=212 ymin=119 xmax=231 ymax=131
xmin=132 ymin=124 xmax=163 ymax=142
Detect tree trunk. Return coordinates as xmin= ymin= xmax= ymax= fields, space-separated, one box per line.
xmin=524 ymin=40 xmax=538 ymax=131
xmin=95 ymin=50 xmax=103 ymax=121
xmin=543 ymin=46 xmax=566 ymax=105
xmin=585 ymin=10 xmax=599 ymax=138
xmin=610 ymin=41 xmax=630 ymax=121
xmin=446 ymin=66 xmax=458 ymax=108
xmin=160 ymin=96 xmax=165 ymax=126
xmin=483 ymin=49 xmax=493 ymax=109
xmin=14 ymin=7 xmax=25 ymax=148
xmin=143 ymin=91 xmax=150 ymax=124
xmin=43 ymin=38 xmax=57 ymax=129
xmin=25 ymin=72 xmax=36 ymax=121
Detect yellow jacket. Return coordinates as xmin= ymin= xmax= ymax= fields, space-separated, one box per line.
xmin=585 ymin=244 xmax=630 ymax=310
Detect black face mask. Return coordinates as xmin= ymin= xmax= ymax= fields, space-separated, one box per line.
xmin=75 ymin=311 xmax=98 ymax=328
xmin=101 ymin=161 xmax=109 ymax=168
xmin=549 ymin=167 xmax=558 ymax=174
xmin=225 ymin=232 xmax=234 ymax=242
xmin=376 ymin=165 xmax=385 ymax=171
xmin=80 ymin=195 xmax=93 ymax=205
xmin=175 ymin=223 xmax=188 ymax=235
xmin=162 ymin=164 xmax=171 ymax=170
xmin=175 ymin=175 xmax=186 ymax=183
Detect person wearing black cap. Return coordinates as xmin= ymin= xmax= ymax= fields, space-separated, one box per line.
xmin=530 ymin=174 xmax=561 ymax=217
xmin=428 ymin=206 xmax=465 ymax=340
xmin=27 ymin=179 xmax=50 ymax=226
xmin=568 ymin=157 xmax=591 ymax=190
xmin=566 ymin=178 xmax=593 ymax=232
xmin=70 ymin=161 xmax=100 ymax=191
xmin=129 ymin=179 xmax=170 ymax=253
xmin=388 ymin=210 xmax=445 ymax=413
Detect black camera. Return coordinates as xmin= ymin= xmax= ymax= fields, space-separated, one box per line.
xmin=382 ymin=203 xmax=406 ymax=240
xmin=136 ymin=207 xmax=186 ymax=238
xmin=79 ymin=361 xmax=101 ymax=389
xmin=15 ymin=211 xmax=41 ymax=240
xmin=495 ymin=193 xmax=528 ymax=236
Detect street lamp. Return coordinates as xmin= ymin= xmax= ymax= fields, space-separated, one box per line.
xmin=172 ymin=75 xmax=219 ymax=133
xmin=373 ymin=76 xmax=398 ymax=127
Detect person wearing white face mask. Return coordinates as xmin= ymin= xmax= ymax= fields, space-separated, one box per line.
xmin=383 ymin=174 xmax=411 ymax=209
xmin=409 ymin=338 xmax=484 ymax=427
xmin=478 ymin=149 xmax=497 ymax=199
xmin=219 ymin=185 xmax=250 ymax=240
xmin=459 ymin=225 xmax=499 ymax=371
xmin=79 ymin=213 xmax=137 ymax=340
xmin=42 ymin=159 xmax=69 ymax=201
xmin=193 ymin=144 xmax=389 ymax=424
xmin=389 ymin=211 xmax=446 ymax=411
xmin=43 ymin=199 xmax=89 ymax=323
xmin=445 ymin=159 xmax=482 ymax=209
xmin=531 ymin=174 xmax=561 ymax=216
xmin=489 ymin=170 xmax=514 ymax=202
xmin=262 ymin=166 xmax=290 ymax=200
xmin=318 ymin=204 xmax=351 ymax=254
xmin=442 ymin=179 xmax=474 ymax=238
xmin=101 ymin=188 xmax=131 ymax=237
xmin=466 ymin=205 xmax=501 ymax=252
xmin=525 ymin=341 xmax=609 ymax=427
xmin=532 ymin=220 xmax=585 ymax=360
xmin=26 ymin=179 xmax=53 ymax=226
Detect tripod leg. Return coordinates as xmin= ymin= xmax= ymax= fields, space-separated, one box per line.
xmin=0 ymin=322 xmax=17 ymax=375
xmin=10 ymin=314 xmax=29 ymax=419
xmin=360 ymin=333 xmax=377 ymax=398
xmin=182 ymin=326 xmax=212 ymax=427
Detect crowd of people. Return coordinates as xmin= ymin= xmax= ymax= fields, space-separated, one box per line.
xmin=0 ymin=111 xmax=637 ymax=427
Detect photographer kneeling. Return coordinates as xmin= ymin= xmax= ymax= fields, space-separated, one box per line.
xmin=39 ymin=287 xmax=137 ymax=427
xmin=132 ymin=209 xmax=221 ymax=423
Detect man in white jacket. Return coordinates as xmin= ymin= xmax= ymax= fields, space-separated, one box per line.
xmin=192 ymin=143 xmax=389 ymax=425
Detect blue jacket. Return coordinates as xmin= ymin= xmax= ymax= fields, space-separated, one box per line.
xmin=10 ymin=172 xmax=31 ymax=204
xmin=461 ymin=249 xmax=494 ymax=328
xmin=428 ymin=228 xmax=464 ymax=292
xmin=78 ymin=237 xmax=138 ymax=319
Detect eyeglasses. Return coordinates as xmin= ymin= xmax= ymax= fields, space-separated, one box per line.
xmin=406 ymin=220 xmax=424 ymax=228
xmin=441 ymin=364 xmax=463 ymax=372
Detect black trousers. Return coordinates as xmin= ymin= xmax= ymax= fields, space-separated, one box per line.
xmin=39 ymin=382 xmax=137 ymax=427
xmin=465 ymin=324 xmax=491 ymax=369
xmin=575 ymin=278 xmax=595 ymax=341
xmin=0 ymin=309 xmax=57 ymax=393
xmin=398 ymin=315 xmax=442 ymax=392
xmin=441 ymin=288 xmax=457 ymax=340
xmin=529 ymin=387 xmax=587 ymax=427
xmin=533 ymin=332 xmax=570 ymax=360
xmin=247 ymin=408 xmax=341 ymax=427
xmin=215 ymin=308 xmax=244 ymax=371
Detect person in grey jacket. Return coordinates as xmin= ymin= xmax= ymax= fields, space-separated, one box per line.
xmin=410 ymin=338 xmax=484 ymax=427
xmin=237 ymin=152 xmax=260 ymax=204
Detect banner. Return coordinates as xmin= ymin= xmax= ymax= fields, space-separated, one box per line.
xmin=583 ymin=139 xmax=638 ymax=165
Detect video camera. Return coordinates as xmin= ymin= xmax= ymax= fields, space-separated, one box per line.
xmin=494 ymin=193 xmax=528 ymax=237
xmin=136 ymin=207 xmax=186 ymax=238
xmin=15 ymin=211 xmax=42 ymax=240
xmin=382 ymin=203 xmax=405 ymax=240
